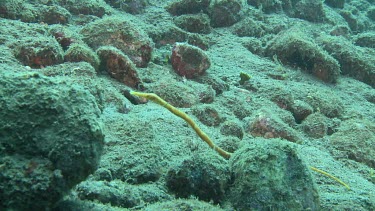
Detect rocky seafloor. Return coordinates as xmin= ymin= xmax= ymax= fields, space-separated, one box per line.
xmin=0 ymin=0 xmax=375 ymax=210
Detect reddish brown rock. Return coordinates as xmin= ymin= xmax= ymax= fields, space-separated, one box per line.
xmin=171 ymin=43 xmax=211 ymax=79
xmin=9 ymin=36 xmax=64 ymax=68
xmin=97 ymin=46 xmax=142 ymax=89
xmin=81 ymin=17 xmax=152 ymax=68
xmin=0 ymin=19 xmax=64 ymax=68
xmin=246 ymin=111 xmax=301 ymax=143
xmin=52 ymin=31 xmax=75 ymax=50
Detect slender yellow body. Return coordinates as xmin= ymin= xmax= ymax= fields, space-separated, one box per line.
xmin=130 ymin=91 xmax=232 ymax=159
xmin=310 ymin=166 xmax=350 ymax=190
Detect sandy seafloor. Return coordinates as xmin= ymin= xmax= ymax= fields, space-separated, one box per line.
xmin=1 ymin=0 xmax=375 ymax=210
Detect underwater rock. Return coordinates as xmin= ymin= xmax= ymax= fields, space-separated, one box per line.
xmin=339 ymin=10 xmax=361 ymax=32
xmin=186 ymin=33 xmax=210 ymax=50
xmin=81 ymin=16 xmax=153 ymax=68
xmin=171 ymin=43 xmax=211 ymax=79
xmin=148 ymin=25 xmax=189 ymax=48
xmin=0 ymin=0 xmax=41 ymax=22
xmin=304 ymin=90 xmax=343 ymax=119
xmin=329 ymin=25 xmax=351 ymax=37
xmin=166 ymin=0 xmax=210 ymax=16
xmin=266 ymin=27 xmax=340 ymax=83
xmin=0 ymin=19 xmax=68 ymax=68
xmin=220 ymin=120 xmax=244 ymax=140
xmin=148 ymin=80 xmax=206 ymax=108
xmin=8 ymin=33 xmax=64 ymax=68
xmin=294 ymin=0 xmax=326 ymax=22
xmin=353 ymin=32 xmax=375 ymax=49
xmin=50 ymin=28 xmax=77 ymax=51
xmin=247 ymin=0 xmax=283 ymax=13
xmin=232 ymin=17 xmax=265 ymax=38
xmin=290 ymin=100 xmax=313 ymax=123
xmin=195 ymin=75 xmax=229 ymax=95
xmin=325 ymin=0 xmax=345 ymax=9
xmin=97 ymin=46 xmax=142 ymax=89
xmin=247 ymin=110 xmax=302 ymax=143
xmin=40 ymin=5 xmax=71 ymax=24
xmin=99 ymin=114 xmax=162 ymax=185
xmin=208 ymin=0 xmax=244 ymax=27
xmin=248 ymin=0 xmax=327 ymax=22
xmin=167 ymin=0 xmax=243 ymax=28
xmin=317 ymin=35 xmax=375 ymax=88
xmin=60 ymin=0 xmax=107 ymax=17
xmin=144 ymin=198 xmax=225 ymax=211
xmin=104 ymin=0 xmax=148 ymax=14
xmin=300 ymin=112 xmax=329 ymax=138
xmin=269 ymin=87 xmax=295 ymax=110
xmin=64 ymin=43 xmax=100 ymax=71
xmin=148 ymin=24 xmax=209 ymax=50
xmin=329 ymin=119 xmax=375 ymax=169
xmin=367 ymin=6 xmax=375 ymax=21
xmin=0 ymin=69 xmax=104 ymax=210
xmin=174 ymin=13 xmax=212 ymax=34
xmin=0 ymin=0 xmax=105 ymax=23
xmin=228 ymin=139 xmax=320 ymax=210
xmin=218 ymin=137 xmax=241 ymax=153
xmin=192 ymin=105 xmax=224 ymax=127
xmin=76 ymin=181 xmax=169 ymax=208
xmin=166 ymin=153 xmax=230 ymax=204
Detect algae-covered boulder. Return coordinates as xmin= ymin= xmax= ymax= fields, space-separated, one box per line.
xmin=80 ymin=16 xmax=153 ymax=68
xmin=166 ymin=152 xmax=230 ymax=204
xmin=317 ymin=35 xmax=375 ymax=88
xmin=0 ymin=68 xmax=104 ymax=210
xmin=144 ymin=198 xmax=225 ymax=211
xmin=208 ymin=0 xmax=244 ymax=27
xmin=266 ymin=27 xmax=340 ymax=83
xmin=329 ymin=119 xmax=375 ymax=169
xmin=228 ymin=138 xmax=320 ymax=210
